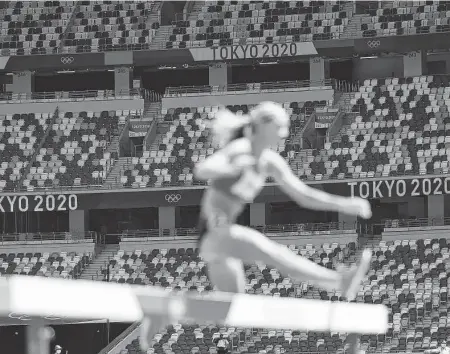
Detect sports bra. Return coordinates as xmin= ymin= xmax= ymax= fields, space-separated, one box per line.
xmin=210 ymin=164 xmax=265 ymax=203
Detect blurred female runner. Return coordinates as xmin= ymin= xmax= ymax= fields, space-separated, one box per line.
xmin=195 ymin=101 xmax=372 ymax=296
xmin=140 ymin=102 xmax=372 ymax=350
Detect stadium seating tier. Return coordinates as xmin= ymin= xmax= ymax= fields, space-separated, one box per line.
xmin=24 ymin=110 xmax=119 ymax=189
xmin=0 ymin=250 xmax=92 ymax=278
xmin=112 ymin=238 xmax=450 ymax=354
xmin=0 ymin=112 xmax=50 ymax=191
xmin=166 ymin=0 xmax=349 ymax=49
xmin=120 ymin=100 xmax=332 ymax=188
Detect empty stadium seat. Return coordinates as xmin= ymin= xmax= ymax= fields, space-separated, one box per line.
xmin=115 ymin=238 xmax=450 ymax=354
xmin=0 ymin=112 xmax=49 ymax=191
xmin=166 ymin=0 xmax=348 ymax=49
xmin=0 ymin=1 xmax=76 ymax=56
xmin=295 ymin=75 xmax=450 ymax=180
xmin=120 ymin=100 xmax=331 ymax=188
xmin=23 ymin=110 xmax=119 ymax=189
xmin=0 ymin=250 xmax=91 ymax=278
xmin=62 ymin=1 xmax=159 ymax=53
xmin=358 ymin=0 xmax=450 ymax=38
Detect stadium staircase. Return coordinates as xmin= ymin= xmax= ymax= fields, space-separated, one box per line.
xmin=341 ymin=13 xmax=369 ymax=39
xmin=149 ymin=121 xmax=171 ymax=151
xmin=104 ymin=156 xmax=128 ymax=187
xmin=337 ymin=92 xmax=354 ymax=112
xmin=147 ymin=1 xmax=162 ymax=25
xmin=144 ymin=101 xmax=162 ymax=121
xmin=102 ymin=121 xmax=128 ymax=187
xmin=149 ymin=25 xmax=173 ymax=50
xmin=57 ymin=1 xmax=81 ymax=53
xmin=382 ymin=1 xmax=395 ymax=9
xmin=187 ymin=2 xmax=206 ymax=20
xmin=79 ymin=244 xmax=119 ymax=281
xmin=106 ymin=136 xmax=120 ymax=156
xmin=290 ymin=112 xmax=361 ymax=170
xmin=289 ymin=91 xmax=359 ymax=170
xmin=103 ymin=106 xmax=164 ymax=187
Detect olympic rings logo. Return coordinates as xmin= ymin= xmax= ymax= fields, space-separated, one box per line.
xmin=60 ymin=56 xmax=74 ymax=64
xmin=8 ymin=313 xmax=62 ymax=321
xmin=165 ymin=194 xmax=181 ymax=203
xmin=366 ymin=40 xmax=381 ymax=49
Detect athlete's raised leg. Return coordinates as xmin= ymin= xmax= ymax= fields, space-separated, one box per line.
xmin=207 ymin=257 xmax=246 ymax=293
xmin=201 ymin=224 xmax=370 ymax=300
xmin=140 ymin=257 xmax=245 ymax=350
xmin=140 ymin=314 xmax=169 ymax=351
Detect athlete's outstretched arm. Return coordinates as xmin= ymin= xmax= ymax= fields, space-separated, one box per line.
xmin=265 ymin=150 xmax=371 ymax=218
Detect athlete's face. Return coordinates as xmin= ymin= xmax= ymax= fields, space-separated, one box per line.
xmin=255 ymin=120 xmax=286 ymax=147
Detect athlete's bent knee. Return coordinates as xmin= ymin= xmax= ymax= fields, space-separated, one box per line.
xmin=208 ymin=258 xmax=245 ymax=293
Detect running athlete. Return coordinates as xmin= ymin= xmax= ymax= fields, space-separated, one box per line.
xmin=139 ymin=102 xmax=372 ymax=350
xmin=195 ymin=101 xmax=372 ymax=296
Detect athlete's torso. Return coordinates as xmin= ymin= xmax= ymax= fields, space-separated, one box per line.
xmin=201 ymin=141 xmax=269 ymax=227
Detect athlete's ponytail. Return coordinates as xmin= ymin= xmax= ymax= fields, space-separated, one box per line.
xmin=210 ymin=109 xmax=250 ymax=147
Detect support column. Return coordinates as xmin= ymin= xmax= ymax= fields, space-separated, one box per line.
xmin=69 ymin=210 xmax=89 ymax=239
xmin=403 ymin=51 xmax=426 ymax=77
xmin=114 ymin=66 xmax=132 ymax=95
xmin=309 ymin=57 xmax=328 ymax=86
xmin=338 ymin=212 xmax=357 ymax=230
xmin=427 ymin=195 xmax=444 ymax=225
xmin=407 ymin=196 xmax=425 ymax=219
xmin=27 ymin=324 xmax=54 ymax=354
xmin=159 ymin=206 xmax=176 ymax=235
xmin=209 ymin=62 xmax=229 ymax=88
xmin=11 ymin=71 xmax=33 ymax=94
xmin=250 ymin=203 xmax=266 ymax=226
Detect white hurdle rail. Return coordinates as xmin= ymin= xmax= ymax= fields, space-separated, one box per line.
xmin=0 ymin=276 xmax=389 ymax=354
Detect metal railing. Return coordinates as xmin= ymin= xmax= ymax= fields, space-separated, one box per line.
xmin=286 ymin=165 xmax=450 ymax=182
xmin=165 ymin=28 xmax=345 ymax=47
xmin=118 ymin=221 xmax=357 ymax=241
xmin=164 ymin=79 xmax=333 ymax=97
xmin=0 ymin=89 xmax=143 ymax=103
xmin=0 ymin=231 xmax=97 ymax=244
xmin=382 ymin=217 xmax=450 ymax=229
xmin=3 ymin=169 xmax=450 ymax=194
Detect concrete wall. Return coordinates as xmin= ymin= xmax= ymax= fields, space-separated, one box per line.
xmin=310 ymin=57 xmax=326 ymax=83
xmin=114 ymin=67 xmax=132 ymax=95
xmin=11 ymin=71 xmax=33 ymax=94
xmin=209 ymin=63 xmax=229 ymax=87
xmin=353 ymin=56 xmax=404 ymax=81
xmin=428 ymin=195 xmax=445 ymax=222
xmin=0 ymin=98 xmax=144 ymax=114
xmin=161 ymin=87 xmax=334 ymax=110
xmin=427 ymin=52 xmax=450 ymax=74
xmin=69 ymin=210 xmax=89 ymax=235
xmin=403 ymin=51 xmax=426 ymax=77
xmin=0 ymin=240 xmax=95 ymax=254
xmin=353 ymin=51 xmax=450 ymax=81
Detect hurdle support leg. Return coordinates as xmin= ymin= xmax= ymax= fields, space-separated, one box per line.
xmin=27 ymin=322 xmax=55 ymax=354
